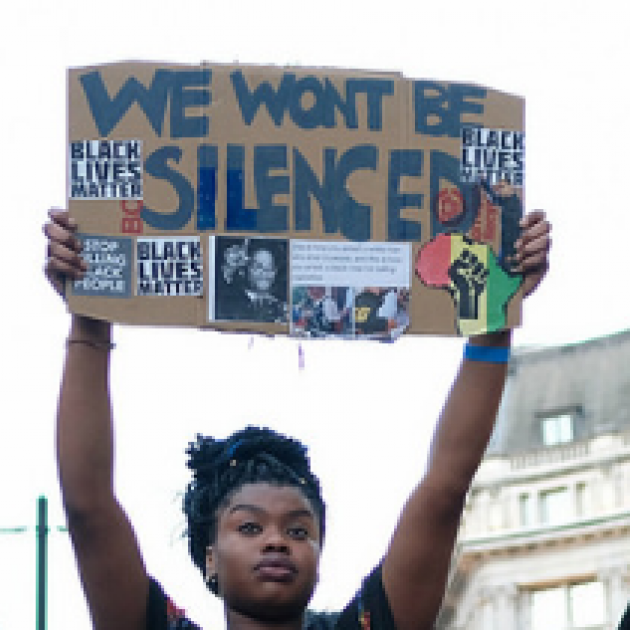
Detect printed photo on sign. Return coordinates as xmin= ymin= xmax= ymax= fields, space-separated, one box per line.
xmin=72 ymin=235 xmax=132 ymax=298
xmin=455 ymin=125 xmax=525 ymax=276
xmin=431 ymin=178 xmax=523 ymax=277
xmin=69 ymin=139 xmax=143 ymax=200
xmin=480 ymin=179 xmax=523 ymax=273
xmin=460 ymin=127 xmax=524 ymax=186
xmin=353 ymin=287 xmax=410 ymax=340
xmin=291 ymin=287 xmax=354 ymax=338
xmin=136 ymin=237 xmax=202 ymax=297
xmin=213 ymin=237 xmax=288 ymax=324
xmin=290 ymin=240 xmax=411 ymax=340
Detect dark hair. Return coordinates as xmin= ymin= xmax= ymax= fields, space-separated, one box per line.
xmin=183 ymin=426 xmax=326 ymax=594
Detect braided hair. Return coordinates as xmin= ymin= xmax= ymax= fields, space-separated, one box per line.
xmin=183 ymin=426 xmax=326 ymax=594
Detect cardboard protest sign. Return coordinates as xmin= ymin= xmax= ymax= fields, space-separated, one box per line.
xmin=67 ymin=61 xmax=525 ymax=338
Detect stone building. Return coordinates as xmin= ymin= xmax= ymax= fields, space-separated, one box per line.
xmin=437 ymin=330 xmax=630 ymax=630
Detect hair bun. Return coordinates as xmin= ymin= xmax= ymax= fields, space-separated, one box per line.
xmin=187 ymin=426 xmax=309 ymax=477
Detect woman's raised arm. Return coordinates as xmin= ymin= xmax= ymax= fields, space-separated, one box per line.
xmin=46 ymin=209 xmax=149 ymax=630
xmin=381 ymin=211 xmax=551 ymax=630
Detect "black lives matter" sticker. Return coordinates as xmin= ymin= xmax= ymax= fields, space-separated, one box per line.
xmin=69 ymin=139 xmax=142 ymax=199
xmin=460 ymin=127 xmax=524 ymax=186
xmin=137 ymin=237 xmax=203 ymax=297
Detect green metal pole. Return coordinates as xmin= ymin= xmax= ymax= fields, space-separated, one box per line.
xmin=36 ymin=495 xmax=47 ymax=630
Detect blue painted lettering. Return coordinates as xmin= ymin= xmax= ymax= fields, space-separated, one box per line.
xmin=293 ymin=148 xmax=335 ymax=232
xmin=197 ymin=145 xmax=217 ymax=230
xmin=231 ymin=70 xmax=394 ymax=131
xmin=80 ymin=69 xmax=211 ymax=138
xmin=414 ymin=81 xmax=486 ymax=138
xmin=141 ymin=146 xmax=195 ymax=230
xmin=254 ymin=145 xmax=289 ymax=232
xmin=170 ymin=70 xmax=212 ymax=138
xmin=335 ymin=145 xmax=378 ymax=242
xmin=226 ymin=145 xmax=258 ymax=231
xmin=387 ymin=150 xmax=423 ymax=241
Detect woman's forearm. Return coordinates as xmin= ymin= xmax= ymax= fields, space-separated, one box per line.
xmin=57 ymin=315 xmax=115 ymax=515
xmin=425 ymin=330 xmax=511 ymax=498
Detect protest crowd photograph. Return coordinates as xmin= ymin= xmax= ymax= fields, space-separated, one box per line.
xmin=291 ymin=286 xmax=353 ymax=339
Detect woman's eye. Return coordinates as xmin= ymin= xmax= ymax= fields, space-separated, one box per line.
xmin=288 ymin=526 xmax=309 ymax=540
xmin=238 ymin=522 xmax=262 ymax=535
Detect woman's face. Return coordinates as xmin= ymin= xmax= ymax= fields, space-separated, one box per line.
xmin=207 ymin=483 xmax=321 ymax=623
xmin=248 ymin=250 xmax=277 ymax=293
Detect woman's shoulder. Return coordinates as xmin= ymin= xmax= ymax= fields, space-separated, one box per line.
xmin=147 ymin=578 xmax=203 ymax=630
xmin=310 ymin=565 xmax=396 ymax=630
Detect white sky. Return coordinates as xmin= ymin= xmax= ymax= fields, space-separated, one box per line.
xmin=1 ymin=0 xmax=629 ymax=628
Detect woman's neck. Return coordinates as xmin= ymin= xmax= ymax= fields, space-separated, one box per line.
xmin=225 ymin=608 xmax=305 ymax=630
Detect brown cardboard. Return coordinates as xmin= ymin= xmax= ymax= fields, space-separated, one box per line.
xmin=67 ymin=61 xmax=525 ymax=338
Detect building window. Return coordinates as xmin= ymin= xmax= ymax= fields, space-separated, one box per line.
xmin=531 ymin=586 xmax=567 ymax=629
xmin=530 ymin=580 xmax=605 ymax=629
xmin=480 ymin=600 xmax=494 ymax=630
xmin=519 ymin=493 xmax=536 ymax=527
xmin=540 ymin=487 xmax=571 ymax=525
xmin=570 ymin=581 xmax=606 ymax=627
xmin=541 ymin=413 xmax=574 ymax=446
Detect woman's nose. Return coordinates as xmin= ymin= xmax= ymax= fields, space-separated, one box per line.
xmin=262 ymin=527 xmax=290 ymax=552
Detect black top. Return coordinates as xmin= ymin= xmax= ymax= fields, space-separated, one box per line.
xmin=353 ymin=292 xmax=388 ymax=335
xmin=146 ymin=565 xmax=397 ymax=630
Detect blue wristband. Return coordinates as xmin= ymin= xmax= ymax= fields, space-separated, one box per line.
xmin=464 ymin=343 xmax=510 ymax=364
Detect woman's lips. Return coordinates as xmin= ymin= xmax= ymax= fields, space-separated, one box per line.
xmin=254 ymin=558 xmax=297 ymax=580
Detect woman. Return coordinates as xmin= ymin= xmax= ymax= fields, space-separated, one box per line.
xmin=44 ymin=208 xmax=550 ymax=630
